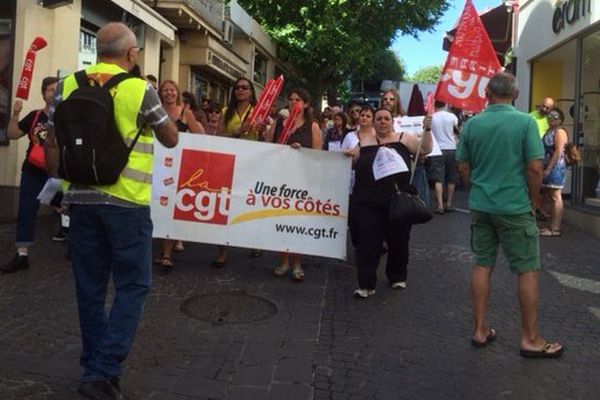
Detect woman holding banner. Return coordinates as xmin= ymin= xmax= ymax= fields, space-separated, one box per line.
xmin=266 ymin=88 xmax=322 ymax=281
xmin=349 ymin=108 xmax=432 ymax=298
xmin=213 ymin=78 xmax=263 ymax=268
xmin=155 ymin=79 xmax=204 ymax=270
xmin=1 ymin=77 xmax=58 ymax=274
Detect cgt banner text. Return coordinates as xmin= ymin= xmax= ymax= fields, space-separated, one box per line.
xmin=151 ymin=134 xmax=352 ymax=260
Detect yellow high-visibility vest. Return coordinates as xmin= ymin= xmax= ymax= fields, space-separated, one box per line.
xmin=62 ymin=63 xmax=154 ymax=205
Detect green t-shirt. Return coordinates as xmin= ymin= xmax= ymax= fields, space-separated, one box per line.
xmin=456 ymin=104 xmax=544 ymax=215
xmin=529 ymin=110 xmax=549 ymax=138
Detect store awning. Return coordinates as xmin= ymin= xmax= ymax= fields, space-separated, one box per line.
xmin=443 ymin=4 xmax=512 ymax=56
xmin=111 ymin=0 xmax=176 ymax=41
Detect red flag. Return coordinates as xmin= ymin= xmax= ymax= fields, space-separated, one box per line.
xmin=247 ymin=75 xmax=284 ymax=127
xmin=435 ymin=0 xmax=501 ymax=113
xmin=278 ymin=103 xmax=303 ymax=145
xmin=16 ymin=36 xmax=48 ymax=100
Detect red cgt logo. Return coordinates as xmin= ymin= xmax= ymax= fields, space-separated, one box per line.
xmin=174 ymin=149 xmax=235 ymax=225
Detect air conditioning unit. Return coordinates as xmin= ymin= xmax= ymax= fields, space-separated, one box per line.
xmin=223 ymin=20 xmax=234 ymax=45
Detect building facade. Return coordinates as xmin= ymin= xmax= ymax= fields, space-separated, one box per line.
xmin=0 ymin=0 xmax=284 ymax=219
xmin=515 ymin=0 xmax=600 ymax=236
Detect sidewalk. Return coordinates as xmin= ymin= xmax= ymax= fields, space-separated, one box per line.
xmin=1 ymin=190 xmax=599 ymax=399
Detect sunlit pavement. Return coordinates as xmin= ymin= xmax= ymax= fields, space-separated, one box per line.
xmin=1 ymin=189 xmax=599 ymax=399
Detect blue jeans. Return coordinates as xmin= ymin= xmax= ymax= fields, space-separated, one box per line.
xmin=16 ymin=168 xmax=48 ymax=247
xmin=69 ymin=204 xmax=153 ymax=382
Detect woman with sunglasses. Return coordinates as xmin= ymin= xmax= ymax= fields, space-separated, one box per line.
xmin=204 ymin=101 xmax=221 ymax=135
xmin=155 ymin=79 xmax=204 ymax=270
xmin=213 ymin=78 xmax=263 ymax=268
xmin=539 ymin=108 xmax=568 ymax=237
xmin=346 ymin=101 xmax=362 ymax=131
xmin=265 ymin=88 xmax=322 ymax=281
xmin=379 ymin=89 xmax=406 ymax=132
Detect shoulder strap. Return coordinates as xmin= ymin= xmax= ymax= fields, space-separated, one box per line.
xmin=103 ymin=72 xmax=135 ymax=90
xmin=74 ymin=70 xmax=89 ymax=88
xmin=28 ymin=110 xmax=43 ymax=138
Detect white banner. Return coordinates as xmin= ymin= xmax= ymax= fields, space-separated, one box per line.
xmin=151 ymin=134 xmax=352 ymax=260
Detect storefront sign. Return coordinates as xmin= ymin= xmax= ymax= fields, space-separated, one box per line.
xmin=151 ymin=134 xmax=351 ymax=260
xmin=552 ymin=0 xmax=591 ymax=34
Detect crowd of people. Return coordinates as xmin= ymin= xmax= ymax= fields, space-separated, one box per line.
xmin=0 ymin=21 xmax=567 ymax=400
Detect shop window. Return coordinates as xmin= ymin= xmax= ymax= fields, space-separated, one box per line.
xmin=0 ymin=0 xmax=16 ymax=145
xmin=253 ymin=52 xmax=267 ymax=86
xmin=579 ymin=30 xmax=600 ymax=207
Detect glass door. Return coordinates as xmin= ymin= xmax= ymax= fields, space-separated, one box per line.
xmin=578 ymin=30 xmax=600 ymax=207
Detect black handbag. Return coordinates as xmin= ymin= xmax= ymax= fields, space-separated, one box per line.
xmin=389 ymin=183 xmax=433 ymax=226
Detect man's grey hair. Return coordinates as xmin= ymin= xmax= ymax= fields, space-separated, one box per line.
xmin=487 ymin=72 xmax=519 ymax=98
xmin=96 ymin=22 xmax=136 ymax=58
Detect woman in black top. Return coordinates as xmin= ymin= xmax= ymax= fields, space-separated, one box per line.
xmin=265 ymin=88 xmax=322 ymax=282
xmin=1 ymin=77 xmax=58 ymax=273
xmin=349 ymin=108 xmax=432 ymax=298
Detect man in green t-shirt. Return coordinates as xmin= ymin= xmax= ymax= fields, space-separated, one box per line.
xmin=529 ymin=97 xmax=554 ymax=138
xmin=456 ymin=72 xmax=564 ymax=358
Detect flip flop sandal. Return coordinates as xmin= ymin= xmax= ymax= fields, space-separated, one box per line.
xmin=161 ymin=257 xmax=174 ymax=269
xmin=434 ymin=208 xmax=445 ymax=215
xmin=211 ymin=260 xmax=226 ymax=269
xmin=274 ymin=264 xmax=290 ymax=276
xmin=471 ymin=328 xmax=497 ymax=348
xmin=250 ymin=249 xmax=262 ymax=258
xmin=520 ymin=343 xmax=564 ymax=358
xmin=540 ymin=229 xmax=562 ymax=237
xmin=154 ymin=254 xmax=164 ymax=265
xmin=174 ymin=241 xmax=185 ymax=252
xmin=292 ymin=267 xmax=305 ymax=282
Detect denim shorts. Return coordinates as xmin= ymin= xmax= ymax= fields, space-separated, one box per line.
xmin=470 ymin=211 xmax=540 ymax=274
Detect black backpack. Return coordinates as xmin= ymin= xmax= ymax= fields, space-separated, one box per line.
xmin=54 ymin=70 xmax=143 ymax=185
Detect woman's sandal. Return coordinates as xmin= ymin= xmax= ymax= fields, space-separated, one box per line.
xmin=292 ymin=267 xmax=305 ymax=282
xmin=212 ymin=260 xmax=226 ymax=269
xmin=540 ymin=228 xmax=562 ymax=237
xmin=154 ymin=254 xmax=164 ymax=265
xmin=161 ymin=256 xmax=174 ymax=269
xmin=274 ymin=264 xmax=290 ymax=277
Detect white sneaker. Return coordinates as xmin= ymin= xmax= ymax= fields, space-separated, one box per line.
xmin=391 ymin=281 xmax=406 ymax=289
xmin=354 ymin=288 xmax=376 ymax=298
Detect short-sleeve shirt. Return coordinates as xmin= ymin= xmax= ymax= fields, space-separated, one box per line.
xmin=431 ymin=110 xmax=458 ymax=150
xmin=18 ymin=109 xmax=49 ymax=176
xmin=456 ymin=104 xmax=543 ymax=215
xmin=529 ymin=110 xmax=549 ymax=138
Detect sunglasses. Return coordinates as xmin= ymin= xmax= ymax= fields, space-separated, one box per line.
xmin=383 ymin=97 xmax=395 ymax=101
xmin=235 ymin=85 xmax=250 ymax=91
xmin=351 ymin=109 xmax=361 ymax=113
xmin=548 ymin=113 xmax=561 ymax=120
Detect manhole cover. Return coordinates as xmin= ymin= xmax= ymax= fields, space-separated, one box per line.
xmin=180 ymin=291 xmax=278 ymax=325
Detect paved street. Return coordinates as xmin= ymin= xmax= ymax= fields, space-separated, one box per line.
xmin=1 ymin=191 xmax=599 ymax=400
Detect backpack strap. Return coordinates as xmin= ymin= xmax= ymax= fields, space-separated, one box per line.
xmin=74 ymin=70 xmax=89 ymax=88
xmin=103 ymin=72 xmax=135 ymax=90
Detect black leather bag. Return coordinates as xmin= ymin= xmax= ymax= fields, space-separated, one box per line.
xmin=389 ymin=184 xmax=433 ymax=226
